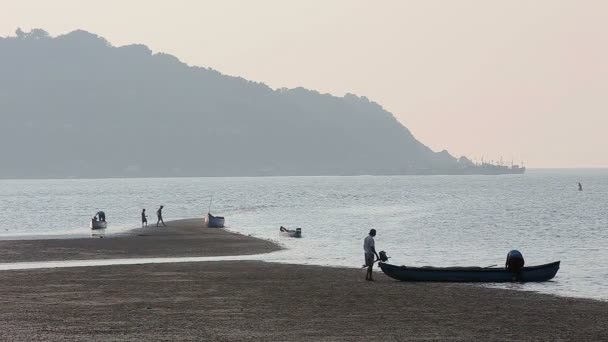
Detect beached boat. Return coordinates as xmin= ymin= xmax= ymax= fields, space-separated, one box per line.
xmin=379 ymin=261 xmax=560 ymax=282
xmin=206 ymin=213 xmax=225 ymax=228
xmin=205 ymin=195 xmax=225 ymax=228
xmin=280 ymin=226 xmax=302 ymax=238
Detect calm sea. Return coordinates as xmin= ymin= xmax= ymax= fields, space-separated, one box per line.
xmin=0 ymin=170 xmax=606 ymax=301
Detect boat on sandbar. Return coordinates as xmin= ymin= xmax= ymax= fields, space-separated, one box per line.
xmin=205 ymin=195 xmax=225 ymax=228
xmin=379 ymin=261 xmax=560 ymax=282
xmin=206 ymin=213 xmax=225 ymax=228
xmin=90 ymin=211 xmax=107 ymax=230
xmin=280 ymin=226 xmax=302 ymax=238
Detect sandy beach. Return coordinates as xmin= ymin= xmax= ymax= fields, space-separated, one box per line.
xmin=0 ymin=219 xmax=606 ymax=341
xmin=0 ymin=219 xmax=280 ymax=263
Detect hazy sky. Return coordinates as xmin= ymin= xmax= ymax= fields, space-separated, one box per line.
xmin=2 ymin=0 xmax=607 ymax=167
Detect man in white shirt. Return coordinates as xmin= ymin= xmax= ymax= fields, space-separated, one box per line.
xmin=364 ymin=229 xmax=380 ymax=281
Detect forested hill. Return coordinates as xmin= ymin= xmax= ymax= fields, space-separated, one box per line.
xmin=0 ymin=29 xmax=468 ymax=178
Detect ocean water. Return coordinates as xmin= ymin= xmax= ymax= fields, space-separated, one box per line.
xmin=0 ymin=170 xmax=607 ymax=301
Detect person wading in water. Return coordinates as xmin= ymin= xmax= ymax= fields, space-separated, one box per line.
xmin=364 ymin=229 xmax=380 ymax=281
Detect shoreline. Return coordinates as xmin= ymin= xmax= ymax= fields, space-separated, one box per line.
xmin=0 ymin=218 xmax=604 ymax=304
xmin=0 ymin=219 xmax=607 ymax=340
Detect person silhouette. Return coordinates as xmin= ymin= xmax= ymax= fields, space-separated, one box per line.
xmin=141 ymin=209 xmax=148 ymax=227
xmin=578 ymin=182 xmax=583 ymax=191
xmin=156 ymin=205 xmax=166 ymax=227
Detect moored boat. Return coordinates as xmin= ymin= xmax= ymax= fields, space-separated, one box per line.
xmin=90 ymin=220 xmax=107 ymax=229
xmin=379 ymin=261 xmax=560 ymax=282
xmin=206 ymin=213 xmax=225 ymax=228
xmin=280 ymin=226 xmax=302 ymax=238
xmin=90 ymin=211 xmax=107 ymax=230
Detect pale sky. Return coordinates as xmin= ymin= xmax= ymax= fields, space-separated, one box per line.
xmin=2 ymin=0 xmax=607 ymax=168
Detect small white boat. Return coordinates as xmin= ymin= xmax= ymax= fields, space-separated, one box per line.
xmin=280 ymin=226 xmax=302 ymax=238
xmin=90 ymin=211 xmax=107 ymax=230
xmin=206 ymin=213 xmax=225 ymax=228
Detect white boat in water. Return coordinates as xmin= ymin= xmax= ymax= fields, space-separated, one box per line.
xmin=90 ymin=211 xmax=107 ymax=230
xmin=280 ymin=226 xmax=302 ymax=238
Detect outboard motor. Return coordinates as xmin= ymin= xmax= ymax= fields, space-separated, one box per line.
xmin=379 ymin=251 xmax=389 ymax=262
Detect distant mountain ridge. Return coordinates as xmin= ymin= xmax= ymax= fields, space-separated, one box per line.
xmin=0 ymin=29 xmax=507 ymax=178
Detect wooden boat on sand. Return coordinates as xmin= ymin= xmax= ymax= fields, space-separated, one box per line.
xmin=206 ymin=213 xmax=225 ymax=228
xmin=379 ymin=261 xmax=560 ymax=282
xmin=205 ymin=195 xmax=225 ymax=228
xmin=280 ymin=226 xmax=302 ymax=238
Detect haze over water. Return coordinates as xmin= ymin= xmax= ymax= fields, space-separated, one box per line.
xmin=1 ymin=170 xmax=607 ymax=300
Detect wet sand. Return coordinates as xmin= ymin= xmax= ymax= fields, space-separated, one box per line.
xmin=0 ymin=261 xmax=607 ymax=341
xmin=0 ymin=219 xmax=280 ymax=263
xmin=0 ymin=219 xmax=606 ymax=341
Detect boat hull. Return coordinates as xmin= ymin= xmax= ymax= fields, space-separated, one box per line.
xmin=206 ymin=213 xmax=225 ymax=228
xmin=280 ymin=231 xmax=302 ymax=238
xmin=90 ymin=220 xmax=107 ymax=230
xmin=379 ymin=261 xmax=560 ymax=282
xmin=280 ymin=227 xmax=302 ymax=238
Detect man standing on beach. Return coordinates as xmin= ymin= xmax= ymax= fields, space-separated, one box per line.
xmin=141 ymin=209 xmax=147 ymax=227
xmin=364 ymin=229 xmax=380 ymax=281
xmin=156 ymin=205 xmax=166 ymax=227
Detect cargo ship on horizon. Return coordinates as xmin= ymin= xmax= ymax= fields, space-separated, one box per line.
xmin=464 ymin=162 xmax=526 ymax=175
xmin=456 ymin=157 xmax=526 ymax=175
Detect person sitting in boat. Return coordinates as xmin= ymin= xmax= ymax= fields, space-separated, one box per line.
xmin=506 ymin=250 xmax=525 ymax=280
